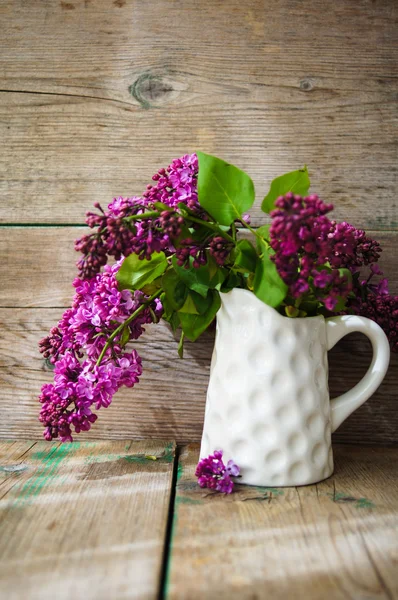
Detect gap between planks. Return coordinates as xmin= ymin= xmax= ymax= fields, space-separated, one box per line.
xmin=0 ymin=439 xmax=179 ymax=600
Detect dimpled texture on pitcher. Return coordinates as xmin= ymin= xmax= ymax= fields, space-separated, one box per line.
xmin=200 ymin=289 xmax=334 ymax=487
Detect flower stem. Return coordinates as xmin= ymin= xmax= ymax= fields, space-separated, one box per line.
xmin=239 ymin=219 xmax=270 ymax=244
xmin=96 ymin=289 xmax=162 ymax=367
xmin=124 ymin=210 xmax=160 ymax=222
xmin=185 ymin=215 xmax=235 ymax=243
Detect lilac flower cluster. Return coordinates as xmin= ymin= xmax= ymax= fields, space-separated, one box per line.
xmin=270 ymin=193 xmax=352 ymax=309
xmin=349 ymin=265 xmax=398 ymax=352
xmin=209 ymin=236 xmax=234 ymax=266
xmin=327 ymin=221 xmax=382 ymax=270
xmin=143 ymin=153 xmax=199 ymax=210
xmin=195 ymin=450 xmax=240 ymax=494
xmin=269 ymin=193 xmax=385 ymax=311
xmin=75 ymin=154 xmax=201 ymax=279
xmin=175 ymin=238 xmax=208 ymax=268
xmin=38 ymin=262 xmax=162 ymax=441
xmin=75 ymin=198 xmax=146 ymax=279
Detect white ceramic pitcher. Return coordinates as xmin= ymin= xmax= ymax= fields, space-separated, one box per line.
xmin=200 ymin=288 xmax=390 ymax=486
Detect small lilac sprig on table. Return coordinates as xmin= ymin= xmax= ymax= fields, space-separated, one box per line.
xmin=195 ymin=450 xmax=241 ymax=494
xmin=38 ymin=151 xmax=398 ymax=441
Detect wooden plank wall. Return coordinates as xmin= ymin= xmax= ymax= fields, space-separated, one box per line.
xmin=0 ymin=0 xmax=397 ymax=444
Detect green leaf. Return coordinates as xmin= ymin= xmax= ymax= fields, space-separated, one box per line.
xmin=179 ymin=291 xmax=221 ymax=341
xmin=255 ymin=225 xmax=271 ymax=252
xmin=178 ymin=331 xmax=185 ymax=359
xmin=117 ymin=252 xmax=168 ymax=290
xmin=120 ymin=327 xmax=130 ymax=347
xmin=191 ymin=290 xmax=213 ymax=315
xmin=160 ymin=293 xmax=180 ymax=333
xmin=196 ymin=151 xmax=255 ymax=226
xmin=233 ymin=239 xmax=258 ymax=274
xmin=177 ymin=202 xmax=200 ymax=218
xmin=253 ymin=246 xmax=288 ymax=307
xmin=161 ymin=270 xmax=188 ymax=310
xmin=179 ymin=293 xmax=200 ymax=314
xmin=285 ymin=305 xmax=300 ymax=318
xmin=140 ymin=279 xmax=163 ymax=296
xmin=154 ymin=202 xmax=171 ymax=212
xmin=330 ymin=296 xmax=348 ymax=312
xmin=168 ymin=311 xmax=180 ymax=334
xmin=262 ymin=167 xmax=310 ymax=213
xmin=220 ymin=271 xmax=241 ymax=293
xmin=339 ymin=268 xmax=353 ymax=285
xmin=172 ymin=256 xmax=210 ymax=298
xmin=209 ymin=267 xmax=228 ymax=290
xmin=160 ymin=292 xmax=173 ymax=320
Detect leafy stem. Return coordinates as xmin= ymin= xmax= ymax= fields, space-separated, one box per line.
xmin=123 ymin=210 xmax=160 ymax=222
xmin=239 ymin=218 xmax=269 ymax=243
xmin=184 ymin=214 xmax=235 ymax=243
xmin=96 ymin=289 xmax=162 ymax=367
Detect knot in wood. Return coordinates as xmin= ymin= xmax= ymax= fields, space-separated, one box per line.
xmin=299 ymin=78 xmax=315 ymax=92
xmin=129 ymin=73 xmax=174 ymax=109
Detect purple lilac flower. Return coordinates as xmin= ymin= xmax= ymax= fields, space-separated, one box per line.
xmin=38 ymin=261 xmax=159 ymax=441
xmin=143 ymin=153 xmax=199 ymax=210
xmin=75 ymin=154 xmax=200 ymax=279
xmin=195 ymin=450 xmax=240 ymax=494
xmin=175 ymin=239 xmax=208 ymax=268
xmin=269 ymin=193 xmax=352 ymax=308
xmin=209 ymin=236 xmax=233 ymax=266
xmin=327 ymin=221 xmax=382 ymax=270
xmin=75 ymin=198 xmax=148 ymax=279
xmin=345 ymin=266 xmax=398 ymax=351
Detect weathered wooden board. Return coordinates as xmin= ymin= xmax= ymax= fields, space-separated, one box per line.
xmin=167 ymin=444 xmax=398 ymax=599
xmin=0 ymin=0 xmax=397 ymax=447
xmin=0 ymin=309 xmax=396 ymax=445
xmin=1 ymin=227 xmax=397 ymax=308
xmin=0 ymin=0 xmax=397 ymax=227
xmin=0 ymin=439 xmax=175 ymax=600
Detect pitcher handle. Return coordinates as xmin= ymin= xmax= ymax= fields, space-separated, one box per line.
xmin=326 ymin=315 xmax=390 ymax=432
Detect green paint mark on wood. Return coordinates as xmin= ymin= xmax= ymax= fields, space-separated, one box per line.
xmin=177 ymin=463 xmax=183 ymax=481
xmin=355 ymin=497 xmax=375 ymax=509
xmin=122 ymin=442 xmax=174 ymax=465
xmin=330 ymin=492 xmax=375 ymax=509
xmin=176 ymin=495 xmax=203 ymax=506
xmin=254 ymin=486 xmax=284 ymax=496
xmin=17 ymin=443 xmax=77 ymax=506
xmin=123 ymin=454 xmax=158 ymax=465
xmin=162 ymin=442 xmax=175 ymax=463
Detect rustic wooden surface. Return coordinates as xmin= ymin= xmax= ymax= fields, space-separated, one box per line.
xmin=2 ymin=441 xmax=398 ymax=599
xmin=0 ymin=439 xmax=176 ymax=600
xmin=0 ymin=0 xmax=397 ymax=444
xmin=1 ymin=0 xmax=397 ymax=228
xmin=167 ymin=444 xmax=398 ymax=600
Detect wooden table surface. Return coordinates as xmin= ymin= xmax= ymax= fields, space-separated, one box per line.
xmin=1 ymin=440 xmax=397 ymax=599
xmin=1 ymin=3 xmax=397 ymax=597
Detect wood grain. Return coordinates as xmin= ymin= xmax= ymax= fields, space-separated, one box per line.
xmin=167 ymin=443 xmax=398 ymax=599
xmin=0 ymin=0 xmax=397 ymax=227
xmin=1 ymin=227 xmax=397 ymax=308
xmin=0 ymin=439 xmax=175 ymax=600
xmin=0 ymin=0 xmax=397 ymax=447
xmin=0 ymin=309 xmax=397 ymax=445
